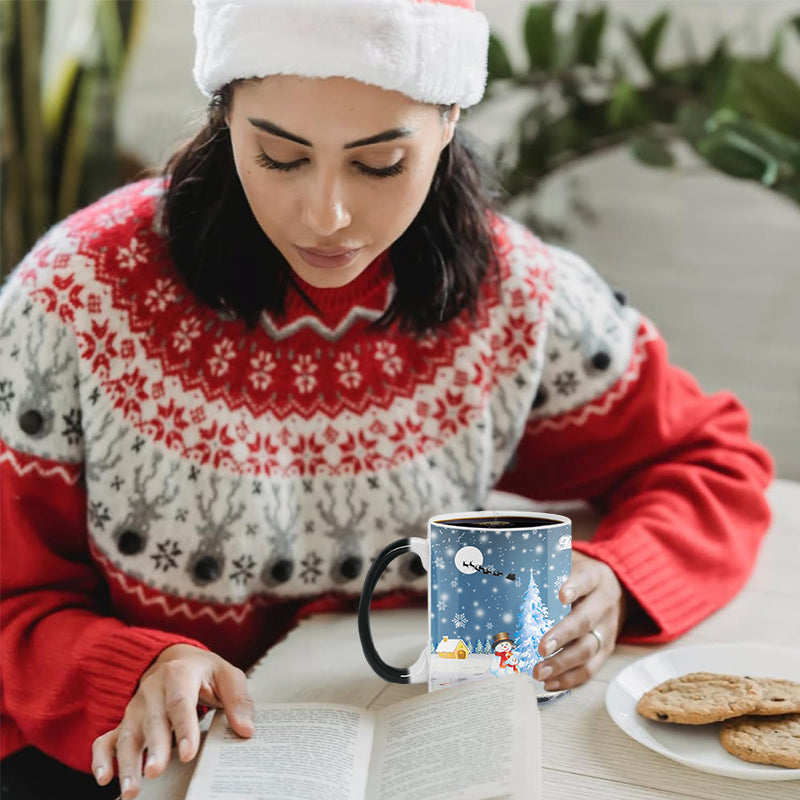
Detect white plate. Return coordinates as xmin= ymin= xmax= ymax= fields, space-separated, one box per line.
xmin=605 ymin=644 xmax=800 ymax=780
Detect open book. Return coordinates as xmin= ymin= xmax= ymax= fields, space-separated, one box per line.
xmin=185 ymin=675 xmax=541 ymax=800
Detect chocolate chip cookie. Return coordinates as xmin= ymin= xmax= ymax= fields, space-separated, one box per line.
xmin=636 ymin=671 xmax=762 ymax=724
xmin=747 ymin=677 xmax=800 ymax=716
xmin=720 ymin=713 xmax=800 ymax=769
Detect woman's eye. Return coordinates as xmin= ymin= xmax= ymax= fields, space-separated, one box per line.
xmin=356 ymin=160 xmax=406 ymax=179
xmin=255 ymin=151 xmax=405 ymax=178
xmin=255 ymin=151 xmax=303 ymax=172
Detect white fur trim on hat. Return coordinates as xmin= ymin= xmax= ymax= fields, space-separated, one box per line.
xmin=193 ymin=0 xmax=489 ymax=107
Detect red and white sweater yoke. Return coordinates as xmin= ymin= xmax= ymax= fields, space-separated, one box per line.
xmin=0 ymin=179 xmax=773 ymax=770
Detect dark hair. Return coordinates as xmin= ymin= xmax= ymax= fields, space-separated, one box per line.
xmin=160 ymin=83 xmax=502 ymax=335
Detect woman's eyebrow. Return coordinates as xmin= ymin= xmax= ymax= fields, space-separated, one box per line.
xmin=343 ymin=127 xmax=416 ymax=149
xmin=247 ymin=117 xmax=417 ymax=149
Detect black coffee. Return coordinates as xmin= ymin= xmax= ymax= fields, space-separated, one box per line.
xmin=440 ymin=516 xmax=560 ymax=529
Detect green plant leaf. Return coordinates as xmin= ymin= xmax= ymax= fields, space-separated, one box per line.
xmin=714 ymin=110 xmax=800 ymax=158
xmin=560 ymin=6 xmax=607 ymax=68
xmin=624 ymin=11 xmax=669 ymax=76
xmin=57 ymin=65 xmax=93 ymax=218
xmin=701 ymin=36 xmax=732 ymax=104
xmin=476 ymin=3 xmax=800 ymax=214
xmin=607 ymin=81 xmax=648 ymax=128
xmin=698 ymin=137 xmax=769 ymax=181
xmin=545 ymin=114 xmax=587 ymax=160
xmin=514 ymin=107 xmax=557 ymax=182
xmin=706 ymin=109 xmax=800 ymax=173
xmin=697 ymin=119 xmax=793 ymax=186
xmin=676 ymin=102 xmax=710 ymax=144
xmin=642 ymin=11 xmax=670 ymax=69
xmin=631 ymin=134 xmax=675 ymax=167
xmin=725 ymin=60 xmax=800 ymax=137
xmin=524 ymin=2 xmax=557 ymax=72
xmin=554 ymin=17 xmax=579 ymax=70
xmin=768 ymin=27 xmax=784 ymax=66
xmin=487 ymin=33 xmax=513 ymax=81
xmin=17 ymin=0 xmax=50 ymax=238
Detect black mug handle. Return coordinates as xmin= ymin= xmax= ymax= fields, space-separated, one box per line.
xmin=358 ymin=537 xmax=429 ymax=684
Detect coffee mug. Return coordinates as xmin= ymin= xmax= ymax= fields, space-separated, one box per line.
xmin=358 ymin=511 xmax=572 ymax=701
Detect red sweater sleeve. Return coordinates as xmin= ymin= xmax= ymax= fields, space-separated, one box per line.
xmin=0 ymin=441 xmax=208 ymax=771
xmin=497 ymin=323 xmax=774 ymax=644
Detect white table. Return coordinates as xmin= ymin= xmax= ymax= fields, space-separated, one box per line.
xmin=139 ymin=479 xmax=800 ymax=799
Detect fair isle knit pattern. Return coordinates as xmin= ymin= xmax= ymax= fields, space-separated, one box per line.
xmin=0 ymin=179 xmax=640 ymax=615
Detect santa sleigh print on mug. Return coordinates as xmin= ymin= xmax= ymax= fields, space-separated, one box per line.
xmin=359 ymin=511 xmax=572 ymax=703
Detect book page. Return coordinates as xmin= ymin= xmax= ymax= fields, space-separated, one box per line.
xmin=365 ymin=677 xmax=539 ymax=800
xmin=185 ymin=703 xmax=375 ymax=800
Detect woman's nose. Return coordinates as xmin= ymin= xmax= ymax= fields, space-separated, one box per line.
xmin=301 ymin=174 xmax=352 ymax=237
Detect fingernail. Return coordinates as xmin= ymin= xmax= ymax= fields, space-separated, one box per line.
xmin=562 ymin=589 xmax=574 ymax=604
xmin=545 ymin=680 xmax=561 ymax=691
xmin=179 ymin=738 xmax=191 ymax=760
xmin=543 ymin=637 xmax=557 ymax=655
xmin=122 ymin=776 xmax=131 ymax=793
xmin=538 ymin=665 xmax=553 ymax=680
xmin=94 ymin=766 xmax=104 ymax=781
xmin=145 ymin=753 xmax=156 ymax=769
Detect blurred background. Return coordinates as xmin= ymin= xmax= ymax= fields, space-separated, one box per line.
xmin=2 ymin=0 xmax=799 ymax=478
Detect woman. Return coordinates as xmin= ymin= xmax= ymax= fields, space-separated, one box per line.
xmin=0 ymin=1 xmax=772 ymax=798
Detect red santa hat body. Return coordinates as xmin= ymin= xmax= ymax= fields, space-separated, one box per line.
xmin=192 ymin=0 xmax=490 ymax=107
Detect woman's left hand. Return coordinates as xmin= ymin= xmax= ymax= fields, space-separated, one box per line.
xmin=532 ymin=551 xmax=627 ymax=691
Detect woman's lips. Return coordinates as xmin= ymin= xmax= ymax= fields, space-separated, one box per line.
xmin=295 ymin=246 xmax=362 ymax=269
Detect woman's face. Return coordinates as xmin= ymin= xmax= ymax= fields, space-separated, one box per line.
xmin=227 ymin=76 xmax=459 ymax=289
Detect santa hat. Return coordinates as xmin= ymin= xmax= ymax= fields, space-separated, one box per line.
xmin=192 ymin=0 xmax=490 ymax=108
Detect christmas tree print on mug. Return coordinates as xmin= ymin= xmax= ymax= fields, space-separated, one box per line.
xmin=359 ymin=511 xmax=572 ymax=704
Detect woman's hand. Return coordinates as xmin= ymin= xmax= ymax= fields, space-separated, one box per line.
xmin=92 ymin=644 xmax=254 ymax=800
xmin=533 ymin=551 xmax=627 ymax=691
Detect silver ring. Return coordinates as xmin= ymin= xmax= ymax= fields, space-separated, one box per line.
xmin=589 ymin=628 xmax=604 ymax=653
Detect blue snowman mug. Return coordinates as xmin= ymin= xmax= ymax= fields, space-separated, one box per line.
xmin=358 ymin=510 xmax=572 ymax=703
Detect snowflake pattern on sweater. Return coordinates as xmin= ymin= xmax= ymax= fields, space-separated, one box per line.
xmin=0 ymin=179 xmax=638 ymax=611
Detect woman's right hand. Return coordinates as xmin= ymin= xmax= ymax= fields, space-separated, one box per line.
xmin=92 ymin=643 xmax=255 ymax=800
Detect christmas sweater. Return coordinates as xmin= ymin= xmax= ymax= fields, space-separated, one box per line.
xmin=0 ymin=179 xmax=773 ymax=771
